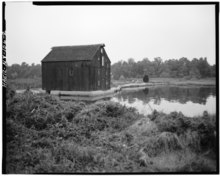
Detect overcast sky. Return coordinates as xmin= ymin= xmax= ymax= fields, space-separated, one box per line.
xmin=6 ymin=2 xmax=216 ymax=65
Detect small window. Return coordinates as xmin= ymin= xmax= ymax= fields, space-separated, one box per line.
xmin=98 ymin=69 xmax=100 ymax=77
xmin=98 ymin=80 xmax=100 ymax=86
xmin=69 ymin=68 xmax=73 ymax=76
xmin=102 ymin=56 xmax=104 ymax=66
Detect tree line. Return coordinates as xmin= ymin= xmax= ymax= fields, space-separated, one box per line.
xmin=7 ymin=62 xmax=41 ymax=79
xmin=111 ymin=57 xmax=216 ymax=80
xmin=7 ymin=57 xmax=215 ymax=80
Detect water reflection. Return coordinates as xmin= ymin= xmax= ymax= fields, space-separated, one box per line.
xmin=111 ymin=86 xmax=216 ymax=117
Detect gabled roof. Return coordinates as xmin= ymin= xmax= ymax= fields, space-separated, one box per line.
xmin=42 ymin=44 xmax=105 ymax=62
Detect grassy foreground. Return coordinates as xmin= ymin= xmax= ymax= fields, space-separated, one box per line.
xmin=6 ymin=89 xmax=217 ymax=173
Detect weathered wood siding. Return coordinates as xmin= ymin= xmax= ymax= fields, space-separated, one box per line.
xmin=42 ymin=61 xmax=90 ymax=91
xmin=103 ymin=48 xmax=111 ymax=90
xmin=42 ymin=47 xmax=111 ymax=91
xmin=91 ymin=47 xmax=111 ymax=90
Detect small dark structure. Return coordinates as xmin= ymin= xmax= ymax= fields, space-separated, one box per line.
xmin=41 ymin=44 xmax=111 ymax=92
xmin=143 ymin=75 xmax=149 ymax=83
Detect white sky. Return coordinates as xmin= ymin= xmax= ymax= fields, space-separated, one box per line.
xmin=5 ymin=2 xmax=216 ymax=65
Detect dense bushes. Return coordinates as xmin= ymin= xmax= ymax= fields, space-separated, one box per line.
xmin=5 ymin=93 xmax=216 ymax=173
xmin=6 ymin=93 xmax=141 ymax=173
xmin=150 ymin=111 xmax=216 ymax=153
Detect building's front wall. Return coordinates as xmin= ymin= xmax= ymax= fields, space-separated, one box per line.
xmin=42 ymin=61 xmax=91 ymax=91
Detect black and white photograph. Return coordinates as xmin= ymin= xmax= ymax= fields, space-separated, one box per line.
xmin=3 ymin=1 xmax=218 ymax=174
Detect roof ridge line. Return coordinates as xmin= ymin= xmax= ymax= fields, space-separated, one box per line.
xmin=52 ymin=43 xmax=105 ymax=49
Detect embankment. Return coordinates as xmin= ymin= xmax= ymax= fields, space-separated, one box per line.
xmin=5 ymin=90 xmax=217 ymax=173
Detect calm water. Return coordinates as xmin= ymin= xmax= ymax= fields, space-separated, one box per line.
xmin=111 ymin=86 xmax=216 ymax=117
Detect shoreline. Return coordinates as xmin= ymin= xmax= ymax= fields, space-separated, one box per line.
xmin=112 ymin=77 xmax=216 ymax=87
xmin=15 ymin=79 xmax=216 ymax=93
xmin=15 ymin=80 xmax=216 ymax=101
xmin=9 ymin=77 xmax=216 ymax=90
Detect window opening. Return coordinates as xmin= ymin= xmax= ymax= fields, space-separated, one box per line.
xmin=102 ymin=56 xmax=104 ymax=66
xmin=69 ymin=68 xmax=73 ymax=76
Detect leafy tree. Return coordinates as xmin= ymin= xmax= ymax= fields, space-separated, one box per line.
xmin=210 ymin=65 xmax=216 ymax=77
xmin=197 ymin=57 xmax=211 ymax=78
xmin=178 ymin=57 xmax=190 ymax=77
xmin=152 ymin=57 xmax=163 ymax=77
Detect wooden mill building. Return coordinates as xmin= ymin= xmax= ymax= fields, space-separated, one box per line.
xmin=41 ymin=44 xmax=111 ymax=92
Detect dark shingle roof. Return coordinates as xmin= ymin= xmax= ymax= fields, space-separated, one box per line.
xmin=42 ymin=44 xmax=105 ymax=62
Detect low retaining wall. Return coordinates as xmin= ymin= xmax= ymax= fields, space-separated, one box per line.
xmin=15 ymin=82 xmax=158 ymax=101
xmin=57 ymin=87 xmax=120 ymax=101
xmin=16 ymin=87 xmax=121 ymax=101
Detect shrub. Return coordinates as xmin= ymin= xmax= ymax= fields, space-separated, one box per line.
xmin=143 ymin=132 xmax=182 ymax=157
xmin=178 ymin=157 xmax=216 ymax=172
xmin=105 ymin=102 xmax=125 ymax=117
xmin=143 ymin=75 xmax=149 ymax=83
xmin=6 ymin=119 xmax=19 ymax=142
xmin=31 ymin=138 xmax=54 ymax=148
xmin=63 ymin=102 xmax=85 ymax=122
xmin=34 ymin=116 xmax=48 ymax=130
xmin=151 ymin=111 xmax=216 ymax=153
xmin=6 ymin=84 xmax=16 ymax=100
xmin=52 ymin=142 xmax=97 ymax=170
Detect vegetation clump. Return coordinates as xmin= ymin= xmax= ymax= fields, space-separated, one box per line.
xmin=143 ymin=75 xmax=149 ymax=83
xmin=150 ymin=111 xmax=216 ymax=152
xmin=5 ymin=92 xmax=216 ymax=173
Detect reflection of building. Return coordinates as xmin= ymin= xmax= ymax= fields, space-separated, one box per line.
xmin=42 ymin=44 xmax=111 ymax=92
